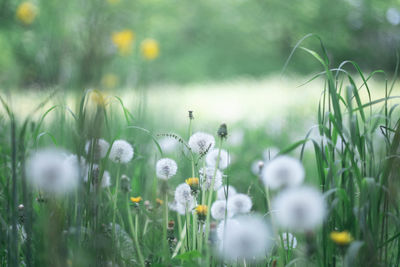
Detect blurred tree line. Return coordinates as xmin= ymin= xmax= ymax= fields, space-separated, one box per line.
xmin=0 ymin=0 xmax=399 ymax=90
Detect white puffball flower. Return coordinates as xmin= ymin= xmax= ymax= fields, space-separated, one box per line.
xmin=188 ymin=132 xmax=215 ymax=154
xmin=272 ymin=186 xmax=326 ymax=232
xmin=158 ymin=137 xmax=179 ymax=154
xmin=85 ymin=139 xmax=110 ymax=159
xmin=211 ymin=200 xmax=232 ymax=220
xmin=26 ymin=148 xmax=79 ymax=194
xmin=387 ymin=7 xmax=400 ymax=25
xmin=109 ymin=140 xmax=134 ymax=163
xmin=218 ymin=215 xmax=273 ymax=261
xmin=65 ymin=154 xmax=88 ymax=178
xmin=280 ymin=233 xmax=297 ymax=250
xmin=216 ymin=219 xmax=240 ymax=241
xmin=199 ymin=167 xmax=223 ymax=191
xmin=217 ymin=185 xmax=237 ymax=200
xmin=206 ymin=149 xmax=230 ymax=170
xmin=227 ymin=193 xmax=252 ymax=215
xmin=262 ymin=155 xmax=305 ymax=190
xmin=101 ymin=171 xmax=111 ymax=188
xmin=251 ymin=160 xmax=265 ymax=176
xmin=156 ymin=158 xmax=178 ymax=180
xmin=174 ymin=183 xmax=193 ymax=205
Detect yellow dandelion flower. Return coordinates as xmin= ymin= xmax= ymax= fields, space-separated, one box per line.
xmin=156 ymin=198 xmax=163 ymax=205
xmin=16 ymin=2 xmax=38 ymax=25
xmin=195 ymin=205 xmax=208 ymax=215
xmin=185 ymin=177 xmax=199 ymax=186
xmin=140 ymin=39 xmax=159 ymax=60
xmin=330 ymin=231 xmax=353 ymax=245
xmin=101 ymin=73 xmax=119 ymax=89
xmin=130 ymin=196 xmax=142 ymax=203
xmin=90 ymin=91 xmax=109 ymax=107
xmin=112 ymin=30 xmax=135 ymax=55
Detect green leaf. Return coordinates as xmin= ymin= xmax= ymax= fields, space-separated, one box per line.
xmin=174 ymin=250 xmax=201 ymax=261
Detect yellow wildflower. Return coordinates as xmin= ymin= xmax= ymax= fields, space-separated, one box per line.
xmin=140 ymin=39 xmax=159 ymax=60
xmin=185 ymin=177 xmax=199 ymax=186
xmin=156 ymin=198 xmax=163 ymax=205
xmin=90 ymin=91 xmax=108 ymax=107
xmin=195 ymin=205 xmax=208 ymax=215
xmin=330 ymin=231 xmax=353 ymax=245
xmin=112 ymin=30 xmax=135 ymax=55
xmin=130 ymin=196 xmax=142 ymax=203
xmin=16 ymin=2 xmax=38 ymax=25
xmin=101 ymin=73 xmax=119 ymax=89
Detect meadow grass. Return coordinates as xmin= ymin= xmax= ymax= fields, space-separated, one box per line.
xmin=1 ymin=42 xmax=400 ymax=267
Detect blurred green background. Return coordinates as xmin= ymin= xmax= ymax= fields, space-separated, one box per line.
xmin=0 ymin=0 xmax=400 ymax=90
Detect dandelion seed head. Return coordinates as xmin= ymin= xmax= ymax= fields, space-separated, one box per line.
xmin=174 ymin=183 xmax=193 ymax=205
xmin=211 ymin=200 xmax=232 ymax=220
xmin=156 ymin=158 xmax=178 ymax=180
xmin=85 ymin=139 xmax=110 ymax=160
xmin=169 ymin=199 xmax=195 ymax=215
xmin=158 ymin=137 xmax=179 ymax=154
xmin=26 ymin=148 xmax=79 ymax=194
xmin=188 ymin=132 xmax=215 ymax=154
xmin=217 ymin=185 xmax=237 ymax=200
xmin=227 ymin=193 xmax=252 ymax=215
xmin=216 ymin=219 xmax=240 ymax=241
xmin=199 ymin=167 xmax=223 ymax=191
xmin=273 ymin=186 xmax=325 ymax=231
xmin=109 ymin=140 xmax=134 ymax=163
xmin=206 ymin=149 xmax=230 ymax=170
xmin=262 ymin=155 xmax=305 ymax=190
xmin=218 ymin=215 xmax=272 ymax=261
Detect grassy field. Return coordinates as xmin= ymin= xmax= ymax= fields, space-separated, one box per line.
xmin=1 ymin=47 xmax=400 ymax=267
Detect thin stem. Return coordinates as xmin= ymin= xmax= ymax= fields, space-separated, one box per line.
xmin=111 ymin=165 xmax=121 ymax=251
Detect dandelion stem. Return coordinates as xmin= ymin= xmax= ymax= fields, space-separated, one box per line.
xmin=111 ymin=165 xmax=121 ymax=254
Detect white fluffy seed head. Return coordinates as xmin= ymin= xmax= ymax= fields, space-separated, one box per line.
xmin=26 ymin=148 xmax=79 ymax=194
xmin=169 ymin=200 xmax=195 ymax=215
xmin=217 ymin=215 xmax=273 ymax=261
xmin=273 ymin=186 xmax=326 ymax=232
xmin=83 ymin=164 xmax=111 ymax=188
xmin=174 ymin=183 xmax=193 ymax=205
xmin=216 ymin=219 xmax=240 ymax=241
xmin=188 ymin=132 xmax=215 ymax=154
xmin=206 ymin=149 xmax=230 ymax=170
xmin=227 ymin=193 xmax=252 ymax=215
xmin=262 ymin=155 xmax=305 ymax=190
xmin=217 ymin=185 xmax=237 ymax=200
xmin=109 ymin=140 xmax=134 ymax=163
xmin=280 ymin=232 xmax=297 ymax=250
xmin=85 ymin=139 xmax=110 ymax=160
xmin=101 ymin=171 xmax=111 ymax=188
xmin=199 ymin=167 xmax=223 ymax=191
xmin=211 ymin=200 xmax=232 ymax=220
xmin=156 ymin=158 xmax=178 ymax=180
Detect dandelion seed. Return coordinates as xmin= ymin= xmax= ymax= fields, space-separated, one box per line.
xmin=188 ymin=132 xmax=215 ymax=154
xmin=218 ymin=215 xmax=273 ymax=261
xmin=199 ymin=167 xmax=223 ymax=191
xmin=156 ymin=158 xmax=177 ymax=180
xmin=16 ymin=2 xmax=38 ymax=25
xmin=174 ymin=183 xmax=193 ymax=206
xmin=217 ymin=185 xmax=237 ymax=200
xmin=85 ymin=139 xmax=110 ymax=160
xmin=112 ymin=30 xmax=134 ymax=55
xmin=280 ymin=233 xmax=297 ymax=250
xmin=140 ymin=39 xmax=159 ymax=60
xmin=251 ymin=160 xmax=264 ymax=176
xmin=273 ymin=186 xmax=325 ymax=231
xmin=227 ymin=193 xmax=252 ymax=215
xmin=26 ymin=148 xmax=79 ymax=194
xmin=211 ymin=200 xmax=232 ymax=220
xmin=262 ymin=155 xmax=305 ymax=190
xmin=109 ymin=140 xmax=134 ymax=163
xmin=330 ymin=231 xmax=353 ymax=245
xmin=206 ymin=149 xmax=230 ymax=170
